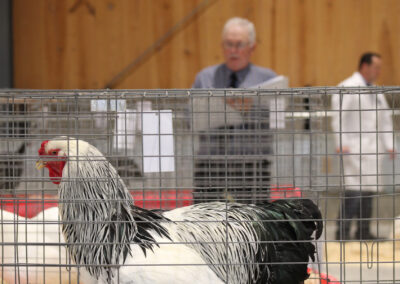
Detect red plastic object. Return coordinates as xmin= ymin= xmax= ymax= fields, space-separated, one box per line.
xmin=307 ymin=268 xmax=340 ymax=284
xmin=0 ymin=195 xmax=58 ymax=219
xmin=1 ymin=190 xmax=193 ymax=219
xmin=131 ymin=189 xmax=193 ymax=210
xmin=270 ymin=184 xmax=302 ymax=201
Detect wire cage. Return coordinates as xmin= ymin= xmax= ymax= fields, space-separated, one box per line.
xmin=0 ymin=87 xmax=400 ymax=283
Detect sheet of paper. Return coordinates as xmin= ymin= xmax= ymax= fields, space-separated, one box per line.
xmin=250 ymin=75 xmax=289 ymax=89
xmin=142 ymin=110 xmax=175 ymax=173
xmin=250 ymin=75 xmax=288 ymax=129
xmin=113 ymin=109 xmax=137 ymax=151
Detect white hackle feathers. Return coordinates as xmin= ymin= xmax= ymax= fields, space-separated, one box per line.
xmin=46 ymin=137 xmax=137 ymax=280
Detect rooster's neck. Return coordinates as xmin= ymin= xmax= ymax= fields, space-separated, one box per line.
xmin=58 ymin=152 xmax=137 ymax=281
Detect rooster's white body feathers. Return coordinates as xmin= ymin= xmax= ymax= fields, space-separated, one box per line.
xmin=39 ymin=137 xmax=322 ymax=284
xmin=88 ymin=234 xmax=223 ymax=284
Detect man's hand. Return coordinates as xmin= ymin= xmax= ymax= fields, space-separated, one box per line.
xmin=336 ymin=146 xmax=349 ymax=154
xmin=388 ymin=149 xmax=396 ymax=160
xmin=226 ymin=97 xmax=253 ymax=111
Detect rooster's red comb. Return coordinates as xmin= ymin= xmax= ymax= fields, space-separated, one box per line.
xmin=38 ymin=140 xmax=49 ymax=156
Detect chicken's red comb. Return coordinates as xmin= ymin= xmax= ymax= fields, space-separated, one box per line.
xmin=38 ymin=140 xmax=49 ymax=156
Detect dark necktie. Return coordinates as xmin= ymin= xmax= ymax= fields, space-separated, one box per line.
xmin=229 ymin=72 xmax=238 ymax=88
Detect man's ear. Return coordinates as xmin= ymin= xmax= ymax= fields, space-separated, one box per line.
xmin=250 ymin=43 xmax=256 ymax=53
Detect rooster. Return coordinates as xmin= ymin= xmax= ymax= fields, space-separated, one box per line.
xmin=36 ymin=137 xmax=323 ymax=284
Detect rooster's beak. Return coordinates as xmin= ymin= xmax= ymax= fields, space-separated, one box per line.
xmin=36 ymin=159 xmax=46 ymax=170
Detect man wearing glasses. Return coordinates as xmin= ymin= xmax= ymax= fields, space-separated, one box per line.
xmin=192 ymin=17 xmax=276 ymax=89
xmin=191 ymin=18 xmax=276 ymax=204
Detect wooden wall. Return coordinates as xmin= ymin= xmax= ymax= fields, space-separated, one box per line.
xmin=13 ymin=0 xmax=400 ymax=89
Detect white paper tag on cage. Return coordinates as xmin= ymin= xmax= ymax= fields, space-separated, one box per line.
xmin=113 ymin=109 xmax=137 ymax=151
xmin=142 ymin=110 xmax=175 ymax=173
xmin=135 ymin=101 xmax=153 ymax=132
xmin=269 ymin=97 xmax=285 ymax=129
xmin=91 ymin=100 xmax=126 ymax=112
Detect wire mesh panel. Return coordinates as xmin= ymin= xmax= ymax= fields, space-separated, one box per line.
xmin=0 ymin=88 xmax=399 ymax=283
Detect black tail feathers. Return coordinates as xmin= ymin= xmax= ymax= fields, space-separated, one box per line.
xmin=271 ymin=198 xmax=323 ymax=240
xmin=259 ymin=198 xmax=323 ymax=284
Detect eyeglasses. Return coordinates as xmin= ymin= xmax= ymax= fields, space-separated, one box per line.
xmin=222 ymin=41 xmax=250 ymax=50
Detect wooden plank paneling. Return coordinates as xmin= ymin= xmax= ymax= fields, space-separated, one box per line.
xmin=12 ymin=0 xmax=400 ymax=89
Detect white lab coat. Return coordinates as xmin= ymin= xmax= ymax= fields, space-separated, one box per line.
xmin=331 ymin=72 xmax=394 ymax=191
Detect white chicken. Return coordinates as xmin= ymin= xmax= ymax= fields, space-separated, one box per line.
xmin=0 ymin=207 xmax=78 ymax=284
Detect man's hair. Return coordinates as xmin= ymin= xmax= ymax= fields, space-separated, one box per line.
xmin=359 ymin=52 xmax=381 ymax=70
xmin=222 ymin=17 xmax=256 ymax=46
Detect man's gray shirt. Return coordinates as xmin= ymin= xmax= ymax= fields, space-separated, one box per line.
xmin=192 ymin=63 xmax=276 ymax=88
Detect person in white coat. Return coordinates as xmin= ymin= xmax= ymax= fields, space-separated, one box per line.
xmin=331 ymin=52 xmax=395 ymax=240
